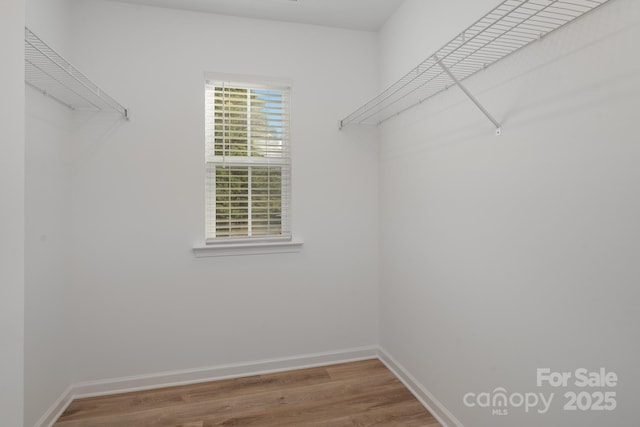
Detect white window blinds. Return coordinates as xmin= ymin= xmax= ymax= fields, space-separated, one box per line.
xmin=205 ymin=80 xmax=291 ymax=242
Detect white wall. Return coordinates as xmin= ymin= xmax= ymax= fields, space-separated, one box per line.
xmin=24 ymin=2 xmax=75 ymax=425
xmin=67 ymin=0 xmax=380 ymax=383
xmin=0 ymin=0 xmax=25 ymax=425
xmin=378 ymin=0 xmax=640 ymax=426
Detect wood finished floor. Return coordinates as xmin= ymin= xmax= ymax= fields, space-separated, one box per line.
xmin=54 ymin=359 xmax=442 ymax=427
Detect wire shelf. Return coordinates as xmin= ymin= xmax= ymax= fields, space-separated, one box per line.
xmin=25 ymin=27 xmax=129 ymax=119
xmin=340 ymin=0 xmax=612 ymax=130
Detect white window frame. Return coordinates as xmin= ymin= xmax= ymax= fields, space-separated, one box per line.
xmin=195 ymin=73 xmax=302 ymax=257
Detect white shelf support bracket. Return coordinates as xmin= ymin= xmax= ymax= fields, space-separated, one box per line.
xmin=436 ymin=56 xmax=502 ymax=136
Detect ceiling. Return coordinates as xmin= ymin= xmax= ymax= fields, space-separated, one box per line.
xmin=107 ymin=0 xmax=406 ymax=31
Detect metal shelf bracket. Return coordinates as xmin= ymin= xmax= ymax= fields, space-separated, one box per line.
xmin=436 ymin=55 xmax=502 ymax=136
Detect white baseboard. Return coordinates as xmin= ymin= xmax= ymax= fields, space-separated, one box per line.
xmin=377 ymin=347 xmax=465 ymax=427
xmin=37 ymin=346 xmax=463 ymax=427
xmin=33 ymin=385 xmax=74 ymax=427
xmin=35 ymin=346 xmax=378 ymax=427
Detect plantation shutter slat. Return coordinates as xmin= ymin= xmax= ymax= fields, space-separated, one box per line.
xmin=205 ymin=81 xmax=291 ymax=242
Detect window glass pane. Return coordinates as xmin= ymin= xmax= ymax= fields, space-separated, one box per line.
xmin=251 ymin=167 xmax=282 ymax=236
xmin=215 ymin=167 xmax=249 ymax=238
xmin=214 ymin=87 xmax=249 ymax=157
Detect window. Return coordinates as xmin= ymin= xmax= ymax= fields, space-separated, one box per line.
xmin=205 ymin=80 xmax=291 ymax=243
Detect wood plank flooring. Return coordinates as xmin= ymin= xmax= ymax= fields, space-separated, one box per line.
xmin=54 ymin=359 xmax=442 ymax=426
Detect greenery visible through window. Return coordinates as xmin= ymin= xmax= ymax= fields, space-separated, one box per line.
xmin=205 ymin=81 xmax=291 ymax=241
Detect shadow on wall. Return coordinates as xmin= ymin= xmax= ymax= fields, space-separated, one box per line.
xmin=70 ymin=112 xmax=128 ymax=170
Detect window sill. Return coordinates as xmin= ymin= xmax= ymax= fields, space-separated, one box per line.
xmin=192 ymin=239 xmax=303 ymax=258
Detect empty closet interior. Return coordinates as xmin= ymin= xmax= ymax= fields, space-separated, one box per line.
xmin=4 ymin=0 xmax=637 ymax=425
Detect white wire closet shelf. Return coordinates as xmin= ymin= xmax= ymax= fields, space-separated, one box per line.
xmin=25 ymin=27 xmax=129 ymax=119
xmin=340 ymin=0 xmax=612 ymax=134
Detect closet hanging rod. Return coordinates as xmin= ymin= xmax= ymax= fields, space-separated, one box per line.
xmin=339 ymin=0 xmax=613 ymax=133
xmin=25 ymin=27 xmax=129 ymax=120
